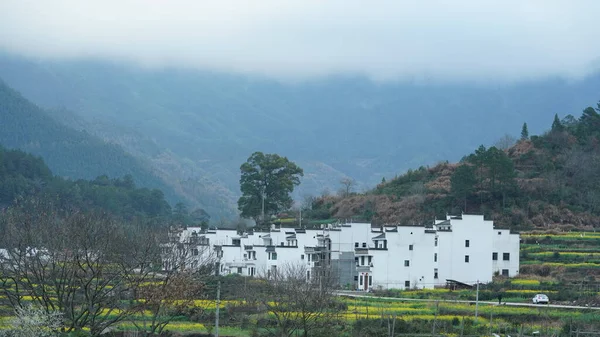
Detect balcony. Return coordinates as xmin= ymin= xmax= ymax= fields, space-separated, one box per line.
xmin=354 ymin=248 xmax=369 ymax=255
xmin=356 ymin=265 xmax=372 ymax=272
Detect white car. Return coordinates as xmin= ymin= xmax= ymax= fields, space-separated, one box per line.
xmin=532 ymin=294 xmax=549 ymax=304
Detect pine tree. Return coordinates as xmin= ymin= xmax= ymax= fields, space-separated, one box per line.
xmin=551 ymin=114 xmax=564 ymax=132
xmin=520 ymin=123 xmax=529 ymax=140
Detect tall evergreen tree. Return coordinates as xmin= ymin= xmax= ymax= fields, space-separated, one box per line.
xmin=451 ymin=164 xmax=476 ymax=211
xmin=551 ymin=113 xmax=564 ymax=132
xmin=520 ymin=123 xmax=529 ymax=140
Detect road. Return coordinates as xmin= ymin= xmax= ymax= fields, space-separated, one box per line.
xmin=335 ymin=291 xmax=600 ymax=310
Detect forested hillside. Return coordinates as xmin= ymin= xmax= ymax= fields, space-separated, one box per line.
xmin=1 ymin=55 xmax=599 ymax=219
xmin=0 ymin=144 xmax=180 ymax=222
xmin=306 ymin=102 xmax=600 ymax=230
xmin=0 ymin=79 xmax=230 ymax=219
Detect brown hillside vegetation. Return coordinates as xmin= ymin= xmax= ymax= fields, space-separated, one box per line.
xmin=307 ymin=103 xmax=600 ymax=230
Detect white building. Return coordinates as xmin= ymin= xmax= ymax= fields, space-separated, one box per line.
xmin=164 ymin=214 xmax=520 ymax=290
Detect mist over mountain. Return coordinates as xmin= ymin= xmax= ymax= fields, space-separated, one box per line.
xmin=0 ymin=78 xmax=234 ymax=219
xmin=1 ymin=54 xmax=599 ymax=220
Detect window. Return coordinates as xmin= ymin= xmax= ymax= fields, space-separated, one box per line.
xmin=359 ymin=275 xmax=363 ymax=286
xmin=465 ymin=255 xmax=470 ymax=263
xmin=434 ymin=253 xmax=437 ymax=262
xmin=249 ymin=267 xmax=255 ymax=276
xmin=502 ymin=269 xmax=509 ymax=277
xmin=404 ymin=260 xmax=410 ymax=267
xmin=434 ymin=268 xmax=439 ymax=279
xmin=237 ymin=267 xmax=243 ymax=274
xmin=409 ymin=244 xmax=413 ymax=251
xmin=361 ymin=256 xmax=365 ymax=266
xmin=243 ymin=253 xmax=247 ymax=259
xmin=369 ymin=276 xmax=372 ymax=286
xmin=503 ymin=253 xmax=510 ymax=261
xmin=232 ymin=239 xmax=241 ymax=246
xmin=405 ymin=281 xmax=410 ymax=288
xmin=308 ymin=254 xmax=311 ymax=262
xmin=362 ymin=242 xmax=367 ymax=248
xmin=301 ymin=254 xmax=305 ymax=260
xmin=465 ymin=240 xmax=470 ymax=248
xmin=355 ymin=242 xmax=359 ymax=248
xmin=434 ymin=237 xmax=438 ymax=247
xmin=498 ymin=231 xmax=502 ymax=235
xmin=368 ymin=256 xmax=372 ymax=265
xmin=192 ymin=248 xmax=199 ymax=256
xmin=354 ymin=275 xmax=358 ymax=281
xmin=492 ymin=252 xmax=498 ymax=261
xmin=270 ymin=252 xmax=278 ymax=260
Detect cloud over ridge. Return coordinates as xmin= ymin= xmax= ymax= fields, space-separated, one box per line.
xmin=1 ymin=0 xmax=599 ymax=81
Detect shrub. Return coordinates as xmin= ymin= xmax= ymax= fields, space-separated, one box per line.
xmin=0 ymin=305 xmax=62 ymax=337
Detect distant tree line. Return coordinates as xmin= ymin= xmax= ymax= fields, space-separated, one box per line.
xmin=0 ymin=144 xmax=207 ymax=226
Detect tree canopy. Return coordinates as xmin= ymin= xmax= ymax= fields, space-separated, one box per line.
xmin=0 ymin=144 xmax=200 ymax=225
xmin=238 ymin=152 xmax=303 ymax=223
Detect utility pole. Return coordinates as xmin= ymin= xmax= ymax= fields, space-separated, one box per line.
xmin=261 ymin=190 xmax=265 ymax=225
xmin=215 ymin=280 xmax=221 ymax=337
xmin=475 ymin=280 xmax=480 ymax=323
xmin=432 ymin=301 xmax=439 ymax=336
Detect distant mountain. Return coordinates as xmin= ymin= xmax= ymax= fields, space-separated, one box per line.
xmin=1 ymin=53 xmax=599 ymax=218
xmin=0 ymin=79 xmax=231 ymax=219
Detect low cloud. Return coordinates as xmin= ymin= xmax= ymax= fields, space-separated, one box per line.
xmin=1 ymin=0 xmax=599 ymax=82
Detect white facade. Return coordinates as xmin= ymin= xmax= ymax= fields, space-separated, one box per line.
xmin=164 ymin=214 xmax=520 ymax=290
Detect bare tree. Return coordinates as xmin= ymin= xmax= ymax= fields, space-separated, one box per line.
xmin=302 ymin=195 xmax=316 ymax=211
xmin=0 ymin=201 xmax=217 ymax=337
xmin=339 ymin=177 xmax=356 ymax=197
xmin=250 ymin=263 xmax=341 ymax=337
xmin=130 ymin=228 xmax=219 ymax=337
xmin=0 ymin=204 xmax=144 ymax=336
xmin=494 ymin=134 xmax=516 ymax=151
xmin=132 ymin=271 xmax=205 ymax=337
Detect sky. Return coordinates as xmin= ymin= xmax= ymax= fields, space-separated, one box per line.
xmin=1 ymin=0 xmax=599 ymax=82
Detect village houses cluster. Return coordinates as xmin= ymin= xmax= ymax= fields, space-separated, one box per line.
xmin=163 ymin=214 xmax=520 ymax=290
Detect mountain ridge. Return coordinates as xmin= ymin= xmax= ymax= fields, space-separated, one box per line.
xmin=1 ymin=54 xmax=600 ymax=219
